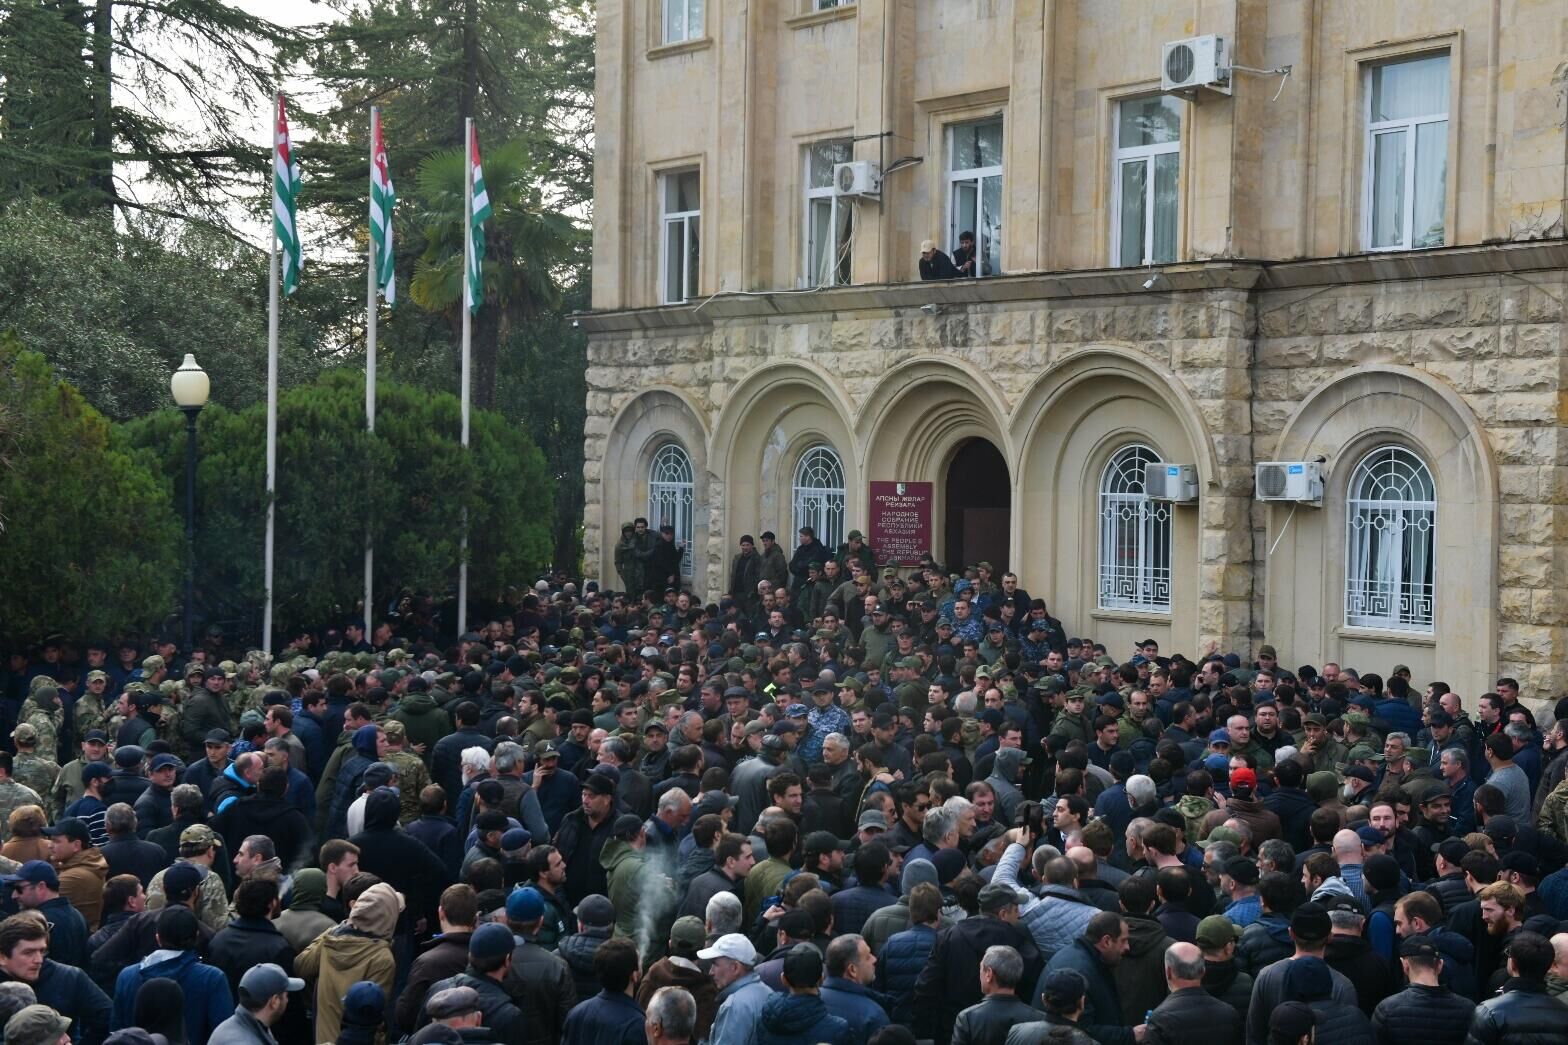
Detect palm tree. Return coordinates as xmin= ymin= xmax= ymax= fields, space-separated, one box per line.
xmin=410 ymin=140 xmax=579 ymax=410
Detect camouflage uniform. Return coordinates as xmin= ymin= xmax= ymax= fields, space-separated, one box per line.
xmin=0 ymin=779 xmax=42 ymax=842
xmin=17 ymin=691 xmax=64 ymax=763
xmin=10 ymin=723 xmax=60 ymax=813
xmin=73 ymin=691 xmax=108 ymax=742
xmin=153 ymin=683 xmax=185 ymax=752
xmin=381 ymin=722 xmax=431 ymax=825
xmin=146 ymin=825 xmax=230 ymax=933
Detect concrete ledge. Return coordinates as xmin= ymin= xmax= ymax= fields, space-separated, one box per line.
xmin=785 ymin=4 xmax=857 ymax=31
xmin=577 ymin=238 xmax=1568 ymax=336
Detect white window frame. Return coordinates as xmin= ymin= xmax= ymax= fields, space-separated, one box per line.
xmin=945 ymin=118 xmax=1004 ymax=277
xmin=648 ymin=443 xmax=696 ymax=579
xmin=803 ymin=140 xmax=853 ymax=288
xmin=1097 ymin=444 xmax=1172 ymax=613
xmin=1345 ymin=445 xmax=1436 ymax=633
xmin=662 ymin=0 xmax=704 ymax=44
xmin=659 ymin=169 xmax=700 ymax=305
xmin=1110 ymin=97 xmax=1182 ymax=267
xmin=792 ymin=445 xmax=847 ymax=551
xmin=1362 ymin=53 xmax=1450 ymax=252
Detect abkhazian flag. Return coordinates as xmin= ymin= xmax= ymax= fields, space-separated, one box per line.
xmin=466 ymin=131 xmax=492 ymax=315
xmin=370 ymin=116 xmax=395 ymax=305
xmin=273 ymin=95 xmax=302 ymax=296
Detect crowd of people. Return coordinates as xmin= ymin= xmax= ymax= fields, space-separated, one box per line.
xmin=3 ymin=522 xmax=1568 ymax=1045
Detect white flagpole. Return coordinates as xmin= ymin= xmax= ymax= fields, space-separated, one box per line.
xmin=458 ymin=116 xmax=473 ymax=638
xmin=263 ymin=91 xmax=281 ymax=655
xmin=364 ymin=105 xmax=379 ymax=640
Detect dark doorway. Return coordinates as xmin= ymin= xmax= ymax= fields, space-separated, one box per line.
xmin=944 ymin=438 xmax=1010 ymax=574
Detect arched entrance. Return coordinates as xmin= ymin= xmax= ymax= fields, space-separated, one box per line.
xmin=944 ymin=437 xmax=1010 ymax=573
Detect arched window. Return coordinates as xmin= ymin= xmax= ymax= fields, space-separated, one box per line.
xmin=1346 ymin=446 xmax=1435 ymax=631
xmin=1098 ymin=444 xmax=1171 ymax=612
xmin=793 ymin=445 xmax=846 ymax=551
xmin=648 ymin=442 xmax=695 ymax=578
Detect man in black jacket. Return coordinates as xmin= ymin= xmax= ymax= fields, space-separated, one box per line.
xmin=349 ymin=788 xmax=449 ymax=929
xmin=949 ymin=944 xmax=1043 ymax=1045
xmin=1371 ymin=937 xmax=1474 ymax=1045
xmin=1145 ymin=942 xmax=1240 ymax=1045
xmin=1465 ymin=931 xmax=1564 ymax=1045
xmin=207 ymin=878 xmax=295 ymax=996
xmin=431 ymin=702 xmax=494 ymax=802
xmin=914 ymin=882 xmax=1041 ymax=1045
xmin=501 ymin=886 xmax=577 ymax=1045
xmin=642 ymin=525 xmax=685 ymax=593
xmin=212 ymin=766 xmax=313 ymax=872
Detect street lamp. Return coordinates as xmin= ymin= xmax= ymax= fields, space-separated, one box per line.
xmin=170 ymin=354 xmax=210 ymax=653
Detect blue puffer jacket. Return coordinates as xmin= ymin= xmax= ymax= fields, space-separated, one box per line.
xmin=877 ymin=923 xmax=936 ymax=1021
xmin=1235 ymin=913 xmax=1293 ymax=974
xmin=1375 ymin=697 xmax=1422 ymax=736
xmin=111 ymin=948 xmax=233 ymax=1043
xmin=754 ymin=992 xmax=851 ymax=1045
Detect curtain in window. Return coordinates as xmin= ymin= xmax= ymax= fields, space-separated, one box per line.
xmin=1346 ymin=446 xmax=1436 ymax=630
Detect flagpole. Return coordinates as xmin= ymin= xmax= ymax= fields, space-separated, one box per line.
xmin=458 ymin=116 xmax=472 ymax=639
xmin=263 ymin=91 xmax=281 ymax=655
xmin=364 ymin=105 xmax=379 ymax=641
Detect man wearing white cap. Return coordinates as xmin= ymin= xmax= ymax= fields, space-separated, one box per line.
xmin=919 ymin=239 xmax=959 ymax=281
xmin=701 ymin=934 xmax=773 ymax=1045
xmin=208 ymin=962 xmax=303 ymax=1045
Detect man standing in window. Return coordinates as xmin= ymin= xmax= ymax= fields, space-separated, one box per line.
xmin=919 ymin=239 xmax=958 ymax=281
xmin=952 ymin=231 xmax=978 ymax=277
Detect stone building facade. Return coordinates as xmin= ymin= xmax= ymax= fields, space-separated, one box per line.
xmin=582 ymin=0 xmax=1568 ymax=702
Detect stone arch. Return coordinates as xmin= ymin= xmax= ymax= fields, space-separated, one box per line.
xmin=859 ymin=358 xmax=1011 ymax=569
xmin=1267 ymin=365 xmax=1497 ymax=701
xmin=711 ymin=361 xmax=860 ymax=556
xmin=599 ymin=387 xmax=712 ymax=594
xmin=1011 ymin=348 xmax=1212 ymax=652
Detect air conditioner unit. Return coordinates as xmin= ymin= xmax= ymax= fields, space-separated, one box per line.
xmin=834 ymin=161 xmax=881 ymax=198
xmin=1255 ymin=461 xmax=1323 ymax=504
xmin=1144 ymin=462 xmax=1199 ymax=503
xmin=1161 ymin=35 xmax=1231 ymax=96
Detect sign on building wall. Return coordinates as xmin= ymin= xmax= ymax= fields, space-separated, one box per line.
xmin=869 ymin=481 xmax=933 ymax=565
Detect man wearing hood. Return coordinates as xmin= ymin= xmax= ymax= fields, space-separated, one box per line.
xmin=274 ymin=867 xmax=336 ymax=953
xmin=110 ymin=906 xmax=233 ymax=1042
xmin=755 ymin=944 xmax=851 ymax=1045
xmin=326 ymin=724 xmax=388 ymax=840
xmin=391 ymin=679 xmax=451 ymax=760
xmin=986 ymin=748 xmax=1029 ymax=827
xmin=350 ymin=787 xmax=449 ymax=930
xmin=601 ymin=814 xmax=673 ymax=945
xmin=295 ymin=881 xmax=401 ymax=1042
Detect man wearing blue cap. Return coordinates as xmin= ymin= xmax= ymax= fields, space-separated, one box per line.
xmin=5 ymin=862 xmax=87 ymax=969
xmin=500 ymin=886 xmax=576 ymax=1045
xmin=420 ymin=922 xmax=523 ymax=1035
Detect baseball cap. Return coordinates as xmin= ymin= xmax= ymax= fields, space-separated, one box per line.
xmin=1 ymin=861 xmax=57 ymax=890
xmin=1398 ymin=937 xmax=1440 ymax=960
xmin=1043 ymin=969 xmax=1088 ymax=1004
xmin=697 ymin=932 xmax=758 ymax=965
xmin=583 ymin=772 xmax=617 ymax=797
xmin=179 ymin=823 xmax=223 ymax=849
xmin=1195 ymin=915 xmax=1242 ymax=950
xmin=786 ymin=704 xmax=809 ymax=718
xmin=1343 ymin=765 xmax=1376 ymax=784
xmin=500 ymin=828 xmax=532 ymax=852
xmin=5 ymin=1005 xmax=71 ymax=1045
xmin=239 ymin=962 xmax=305 ymax=1002
xmin=804 ymin=830 xmax=848 ymax=855
xmin=1501 ymin=851 xmax=1540 ymax=877
xmin=148 ymin=753 xmax=182 ymax=772
xmin=1199 ymin=826 xmax=1242 ymax=849
xmin=1208 ymin=729 xmax=1232 ymax=746
xmin=163 ymin=861 xmax=203 ymax=901
xmin=575 ymin=894 xmax=615 ymax=927
xmin=669 ymin=915 xmax=706 ymax=954
xmin=1230 ymin=767 xmax=1258 ymax=791
xmin=469 ymin=922 xmax=514 ymax=960
xmin=42 ymin=819 xmax=89 ymax=846
xmin=1484 ymin=815 xmax=1519 ymax=843
xmin=1355 ymin=826 xmax=1385 ymax=847
xmin=781 ymin=943 xmax=825 ymax=988
xmin=505 ymin=886 xmax=545 ymax=922
xmin=1433 ymin=837 xmax=1470 ymax=864
xmin=612 ymin=814 xmax=645 ymax=839
xmin=81 ymin=762 xmax=112 ymax=783
xmin=534 ymin=740 xmax=560 ymax=760
xmin=204 ymin=728 xmax=232 ymax=745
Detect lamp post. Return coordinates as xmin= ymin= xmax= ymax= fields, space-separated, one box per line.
xmin=170 ymin=354 xmax=210 ymax=653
